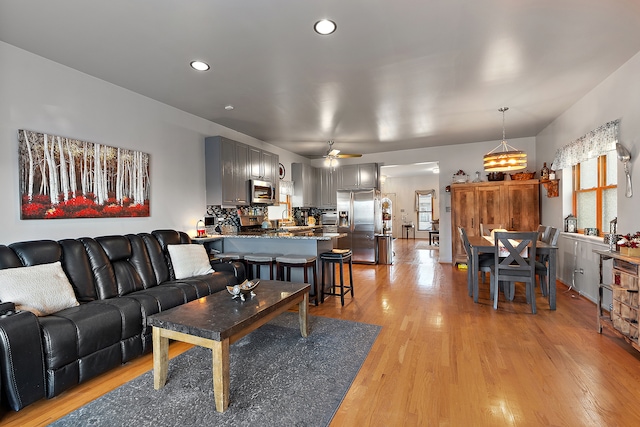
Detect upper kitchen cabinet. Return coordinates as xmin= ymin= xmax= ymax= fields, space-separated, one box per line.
xmin=291 ymin=163 xmax=317 ymax=208
xmin=318 ymin=167 xmax=338 ymax=208
xmin=337 ymin=163 xmax=379 ymax=190
xmin=248 ymin=147 xmax=278 ymax=183
xmin=205 ymin=136 xmax=249 ymax=206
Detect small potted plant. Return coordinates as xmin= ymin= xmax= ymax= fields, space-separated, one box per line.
xmin=617 ymin=232 xmax=640 ymax=257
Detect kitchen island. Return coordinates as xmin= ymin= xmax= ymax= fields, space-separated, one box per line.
xmin=193 ymin=230 xmax=346 ymax=284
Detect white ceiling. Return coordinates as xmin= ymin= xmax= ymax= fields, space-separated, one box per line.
xmin=381 ymin=162 xmax=438 ymax=178
xmin=2 ymin=0 xmax=640 ymax=159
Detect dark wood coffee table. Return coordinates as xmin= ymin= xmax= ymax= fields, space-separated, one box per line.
xmin=147 ymin=280 xmax=310 ymax=412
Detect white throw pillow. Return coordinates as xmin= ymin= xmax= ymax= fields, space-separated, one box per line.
xmin=0 ymin=261 xmax=79 ymax=316
xmin=167 ymin=244 xmax=214 ymax=279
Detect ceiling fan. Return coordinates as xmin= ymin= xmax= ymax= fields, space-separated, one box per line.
xmin=322 ymin=140 xmax=361 ymax=167
xmin=322 ymin=140 xmax=362 ymax=166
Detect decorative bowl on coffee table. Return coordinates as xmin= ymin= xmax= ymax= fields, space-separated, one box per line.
xmin=227 ymin=279 xmax=260 ymax=301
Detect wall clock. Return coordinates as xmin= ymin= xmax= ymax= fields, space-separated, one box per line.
xmin=278 ymin=163 xmax=285 ymax=179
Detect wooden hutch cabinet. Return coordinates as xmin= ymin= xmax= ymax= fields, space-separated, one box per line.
xmin=451 ymin=179 xmax=540 ymax=264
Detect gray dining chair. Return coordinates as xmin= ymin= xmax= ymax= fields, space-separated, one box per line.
xmin=458 ymin=226 xmax=495 ymax=299
xmin=537 ymin=224 xmax=550 ymax=242
xmin=536 ymin=227 xmax=560 ymax=297
xmin=490 ymin=231 xmax=539 ymax=314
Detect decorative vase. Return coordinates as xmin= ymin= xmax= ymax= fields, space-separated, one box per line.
xmin=628 ymin=248 xmax=640 ymax=257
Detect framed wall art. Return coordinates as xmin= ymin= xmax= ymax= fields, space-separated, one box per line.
xmin=18 ymin=129 xmax=150 ymax=219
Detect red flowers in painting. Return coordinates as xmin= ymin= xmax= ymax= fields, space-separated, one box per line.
xmin=21 ymin=197 xmax=150 ymax=220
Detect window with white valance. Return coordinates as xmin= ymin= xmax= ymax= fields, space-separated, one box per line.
xmin=552 ymin=120 xmax=619 ymax=235
xmin=551 ymin=120 xmax=619 ymax=170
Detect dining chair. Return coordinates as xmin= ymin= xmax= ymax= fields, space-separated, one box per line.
xmin=537 ymin=225 xmax=551 ymax=242
xmin=536 ymin=227 xmax=560 ymax=297
xmin=490 ymin=231 xmax=539 ymax=314
xmin=458 ymin=226 xmax=494 ymax=298
xmin=480 ymin=223 xmax=504 ymax=237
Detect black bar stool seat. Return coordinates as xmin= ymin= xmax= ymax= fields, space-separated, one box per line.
xmin=320 ymin=249 xmax=354 ymax=306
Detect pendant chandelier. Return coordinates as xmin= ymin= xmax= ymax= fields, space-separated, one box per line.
xmin=483 ymin=107 xmax=527 ymax=172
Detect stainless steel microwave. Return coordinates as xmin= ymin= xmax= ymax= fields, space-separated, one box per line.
xmin=250 ymin=180 xmax=276 ymax=204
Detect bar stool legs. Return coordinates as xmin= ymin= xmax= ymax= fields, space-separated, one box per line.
xmin=320 ymin=250 xmax=354 ymax=306
xmin=243 ymin=254 xmax=278 ymax=280
xmin=275 ymin=255 xmax=318 ymax=306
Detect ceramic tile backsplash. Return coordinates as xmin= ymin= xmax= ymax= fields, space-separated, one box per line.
xmin=207 ymin=205 xmax=325 ymax=228
xmin=206 ymin=206 xmax=241 ymax=228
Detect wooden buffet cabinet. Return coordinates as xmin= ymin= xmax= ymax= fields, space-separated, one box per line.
xmin=595 ymin=250 xmax=640 ymax=351
xmin=450 ymin=179 xmax=540 ymax=264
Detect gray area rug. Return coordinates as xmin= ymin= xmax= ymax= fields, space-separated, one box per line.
xmin=51 ymin=313 xmax=380 ymax=427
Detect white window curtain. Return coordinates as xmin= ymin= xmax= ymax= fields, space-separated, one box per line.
xmin=551 ymin=120 xmax=619 ymax=170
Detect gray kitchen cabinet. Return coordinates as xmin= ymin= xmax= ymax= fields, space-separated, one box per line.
xmin=337 ymin=163 xmax=379 ymax=190
xmin=248 ymin=147 xmax=278 ymax=183
xmin=292 ymin=163 xmax=317 ymax=208
xmin=205 ymin=136 xmax=249 ymax=206
xmin=319 ymin=167 xmax=338 ymax=208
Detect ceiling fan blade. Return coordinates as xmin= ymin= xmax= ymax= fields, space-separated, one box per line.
xmin=328 ymin=149 xmax=341 ymax=157
xmin=337 ymin=153 xmax=362 ymax=158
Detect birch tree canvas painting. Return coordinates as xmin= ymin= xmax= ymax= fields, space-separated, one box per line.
xmin=18 ymin=130 xmax=150 ymax=219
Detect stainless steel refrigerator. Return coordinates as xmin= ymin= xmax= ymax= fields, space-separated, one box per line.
xmin=337 ymin=189 xmax=382 ymax=263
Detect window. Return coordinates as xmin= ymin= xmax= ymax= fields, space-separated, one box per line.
xmin=416 ymin=190 xmax=434 ymax=231
xmin=573 ymin=151 xmax=617 ymax=234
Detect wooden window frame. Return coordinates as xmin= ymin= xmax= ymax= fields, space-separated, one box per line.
xmin=416 ymin=191 xmax=433 ymax=231
xmin=572 ymin=155 xmax=616 ymax=235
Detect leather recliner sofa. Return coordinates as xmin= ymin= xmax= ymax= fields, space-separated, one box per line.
xmin=0 ymin=229 xmax=245 ymax=412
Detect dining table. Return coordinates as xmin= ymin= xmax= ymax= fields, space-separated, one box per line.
xmin=467 ymin=234 xmax=558 ymax=310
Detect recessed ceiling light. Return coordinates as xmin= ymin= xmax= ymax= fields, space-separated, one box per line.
xmin=224 ymin=105 xmax=234 ymax=111
xmin=314 ymin=19 xmax=337 ymax=35
xmin=190 ymin=60 xmax=210 ymax=71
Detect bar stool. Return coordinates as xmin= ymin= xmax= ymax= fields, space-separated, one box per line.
xmin=320 ymin=249 xmax=354 ymax=306
xmin=243 ymin=253 xmax=279 ymax=280
xmin=219 ymin=252 xmax=247 ymax=266
xmin=275 ymin=255 xmax=319 ymax=306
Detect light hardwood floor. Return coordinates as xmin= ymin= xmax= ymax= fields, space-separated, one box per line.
xmin=4 ymin=239 xmax=640 ymax=426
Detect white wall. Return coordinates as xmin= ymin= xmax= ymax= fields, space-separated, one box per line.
xmin=0 ymin=41 xmax=307 ymax=243
xmin=380 ymin=174 xmax=440 ymax=239
xmin=536 ymin=50 xmax=640 ymax=301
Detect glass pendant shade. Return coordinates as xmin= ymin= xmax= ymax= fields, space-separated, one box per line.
xmin=324 ymin=157 xmax=339 ymax=168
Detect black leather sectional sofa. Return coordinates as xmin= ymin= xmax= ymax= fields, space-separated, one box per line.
xmin=0 ymin=229 xmax=245 ymax=412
